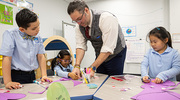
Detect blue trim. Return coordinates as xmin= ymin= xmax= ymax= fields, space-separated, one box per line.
xmin=69 ymin=76 xmax=109 ymax=100
xmin=71 ymin=95 xmax=93 ymax=100
xmin=70 ymin=95 xmax=103 ymax=100
xmin=93 ymin=96 xmax=103 ymax=100
xmin=43 ymin=38 xmax=69 ymax=50
xmin=93 ymin=75 xmax=110 ymax=95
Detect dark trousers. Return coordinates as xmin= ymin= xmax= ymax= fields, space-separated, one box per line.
xmin=11 ymin=70 xmax=35 ymax=84
xmin=96 ymin=46 xmax=127 ymax=75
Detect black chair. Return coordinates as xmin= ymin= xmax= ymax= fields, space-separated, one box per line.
xmin=176 ymin=74 xmax=180 ymax=81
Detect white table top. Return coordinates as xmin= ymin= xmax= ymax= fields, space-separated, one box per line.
xmin=1 ymin=73 xmax=108 ymax=100
xmin=1 ymin=74 xmax=180 ymax=100
xmin=94 ymin=75 xmax=180 ymax=100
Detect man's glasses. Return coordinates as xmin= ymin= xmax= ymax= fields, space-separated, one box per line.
xmin=72 ymin=10 xmax=84 ymax=23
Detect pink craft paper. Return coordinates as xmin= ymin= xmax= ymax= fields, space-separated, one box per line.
xmin=163 ymin=82 xmax=180 ymax=91
xmin=141 ymin=79 xmax=175 ymax=89
xmin=52 ymin=77 xmax=71 ymax=83
xmin=28 ymin=86 xmax=48 ymax=94
xmin=72 ymin=80 xmax=83 ymax=86
xmin=28 ymin=77 xmax=82 ymax=94
xmin=0 ymin=93 xmax=26 ymax=100
xmin=131 ymin=80 xmax=180 ymax=100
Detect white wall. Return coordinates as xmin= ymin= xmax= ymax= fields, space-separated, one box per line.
xmin=0 ymin=0 xmax=72 ymax=59
xmin=170 ymin=0 xmax=180 ymax=54
xmin=28 ymin=0 xmax=72 ymax=59
xmin=1 ymin=0 xmax=178 ymax=75
xmin=170 ymin=0 xmax=180 ymax=33
xmin=86 ymin=0 xmax=169 ymax=74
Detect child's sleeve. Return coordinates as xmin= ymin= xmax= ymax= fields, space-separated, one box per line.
xmin=157 ymin=51 xmax=180 ymax=82
xmin=0 ymin=30 xmax=15 ymax=56
xmin=54 ymin=65 xmax=69 ymax=78
xmin=69 ymin=64 xmax=74 ymax=72
xmin=141 ymin=50 xmax=150 ymax=78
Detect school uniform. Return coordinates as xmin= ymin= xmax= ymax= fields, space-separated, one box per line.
xmin=0 ymin=28 xmax=45 ymax=83
xmin=141 ymin=46 xmax=180 ymax=82
xmin=54 ymin=63 xmax=74 ymax=78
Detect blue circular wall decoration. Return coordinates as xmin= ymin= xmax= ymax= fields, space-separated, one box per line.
xmin=126 ymin=29 xmax=132 ymax=34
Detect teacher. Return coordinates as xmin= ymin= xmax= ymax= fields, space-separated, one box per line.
xmin=67 ymin=0 xmax=126 ymax=78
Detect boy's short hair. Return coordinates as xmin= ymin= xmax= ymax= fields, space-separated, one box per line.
xmin=16 ymin=8 xmax=38 ymax=29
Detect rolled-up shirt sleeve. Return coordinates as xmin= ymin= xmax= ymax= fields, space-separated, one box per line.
xmin=0 ymin=30 xmax=15 ymax=56
xmin=141 ymin=50 xmax=150 ymax=77
xmin=75 ymin=24 xmax=87 ymax=51
xmin=99 ymin=12 xmax=119 ymax=54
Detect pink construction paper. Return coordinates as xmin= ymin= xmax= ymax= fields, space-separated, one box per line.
xmin=28 ymin=86 xmax=48 ymax=94
xmin=163 ymin=82 xmax=180 ymax=91
xmin=28 ymin=78 xmax=82 ymax=94
xmin=72 ymin=80 xmax=83 ymax=86
xmin=0 ymin=93 xmax=26 ymax=100
xmin=141 ymin=79 xmax=175 ymax=89
xmin=131 ymin=80 xmax=180 ymax=100
xmin=52 ymin=77 xmax=71 ymax=83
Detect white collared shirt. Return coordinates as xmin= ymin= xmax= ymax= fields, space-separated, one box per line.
xmin=75 ymin=10 xmax=119 ymax=54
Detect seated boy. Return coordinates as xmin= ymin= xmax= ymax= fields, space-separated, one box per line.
xmin=0 ymin=8 xmax=52 ymax=89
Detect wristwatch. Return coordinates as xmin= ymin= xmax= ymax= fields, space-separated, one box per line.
xmin=90 ymin=66 xmax=96 ymax=72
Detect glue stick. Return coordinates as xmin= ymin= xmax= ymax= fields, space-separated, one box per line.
xmin=54 ymin=70 xmax=57 ymax=76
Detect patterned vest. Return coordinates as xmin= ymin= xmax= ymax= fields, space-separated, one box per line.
xmin=79 ymin=10 xmax=125 ymax=62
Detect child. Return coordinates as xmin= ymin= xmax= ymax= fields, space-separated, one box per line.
xmin=0 ymin=9 xmax=52 ymax=90
xmin=141 ymin=26 xmax=180 ymax=84
xmin=51 ymin=50 xmax=78 ymax=80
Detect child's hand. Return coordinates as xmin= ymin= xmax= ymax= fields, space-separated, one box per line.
xmin=142 ymin=76 xmax=151 ymax=83
xmin=72 ymin=67 xmax=81 ymax=79
xmin=5 ymin=82 xmax=22 ymax=90
xmin=41 ymin=76 xmax=53 ymax=82
xmin=153 ymin=77 xmax=163 ymax=84
xmin=68 ymin=72 xmax=78 ymax=80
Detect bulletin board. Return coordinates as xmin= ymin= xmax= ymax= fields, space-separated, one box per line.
xmin=125 ymin=39 xmax=146 ymax=63
xmin=62 ymin=21 xmax=76 ymax=56
xmin=0 ymin=0 xmax=33 ymax=47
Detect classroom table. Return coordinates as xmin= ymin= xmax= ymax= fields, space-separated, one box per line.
xmin=1 ymin=74 xmax=180 ymax=100
xmin=93 ymin=75 xmax=180 ymax=100
xmin=0 ymin=73 xmax=108 ymax=100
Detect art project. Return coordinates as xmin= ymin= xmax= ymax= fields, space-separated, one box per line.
xmin=0 ymin=93 xmax=26 ymax=100
xmin=28 ymin=77 xmax=83 ymax=94
xmin=131 ymin=80 xmax=180 ymax=100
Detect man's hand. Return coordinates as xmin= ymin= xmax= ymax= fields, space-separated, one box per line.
xmin=5 ymin=82 xmax=22 ymax=90
xmin=72 ymin=67 xmax=81 ymax=79
xmin=90 ymin=69 xmax=95 ymax=78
